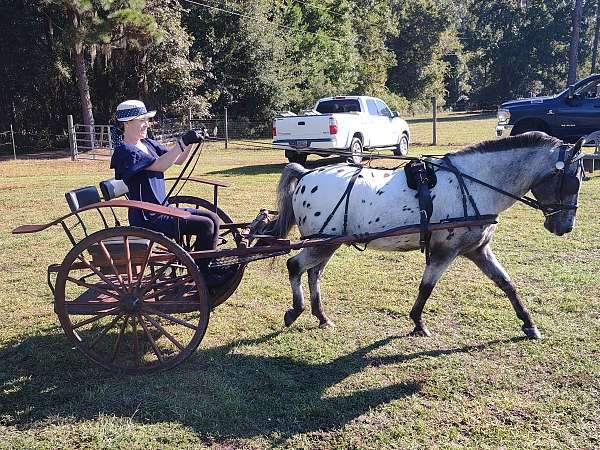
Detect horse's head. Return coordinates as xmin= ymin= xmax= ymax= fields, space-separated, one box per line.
xmin=530 ymin=138 xmax=584 ymax=236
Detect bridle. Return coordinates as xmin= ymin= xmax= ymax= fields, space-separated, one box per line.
xmin=528 ymin=143 xmax=584 ymax=217
xmin=428 ymin=141 xmax=584 ymax=218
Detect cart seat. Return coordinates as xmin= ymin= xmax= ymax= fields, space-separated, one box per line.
xmin=65 ymin=186 xmax=102 ymax=212
xmin=65 ymin=185 xmax=149 ymax=273
xmin=99 ymin=178 xmax=129 ymax=200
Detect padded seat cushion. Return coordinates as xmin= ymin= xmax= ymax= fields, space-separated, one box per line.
xmin=65 ymin=186 xmax=102 ymax=212
xmin=99 ymin=178 xmax=129 ymax=200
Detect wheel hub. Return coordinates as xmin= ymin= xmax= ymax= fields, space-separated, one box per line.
xmin=120 ymin=293 xmax=142 ymax=313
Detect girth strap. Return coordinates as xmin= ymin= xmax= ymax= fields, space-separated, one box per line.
xmin=443 ymin=157 xmax=481 ymax=220
xmin=405 ymin=160 xmax=434 ymax=264
xmin=318 ymin=166 xmax=363 ymax=236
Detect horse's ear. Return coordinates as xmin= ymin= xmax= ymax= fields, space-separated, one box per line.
xmin=572 ymin=137 xmax=585 ymax=156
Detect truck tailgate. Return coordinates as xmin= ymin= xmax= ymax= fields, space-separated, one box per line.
xmin=274 ymin=115 xmax=331 ymax=140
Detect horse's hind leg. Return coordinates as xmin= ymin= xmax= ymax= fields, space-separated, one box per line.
xmin=465 ymin=244 xmax=540 ymax=339
xmin=284 ymin=246 xmax=339 ymax=327
xmin=307 ymin=245 xmax=340 ymax=328
xmin=410 ymin=249 xmax=457 ymax=337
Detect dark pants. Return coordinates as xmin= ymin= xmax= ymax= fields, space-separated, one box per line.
xmin=132 ymin=207 xmax=220 ymax=253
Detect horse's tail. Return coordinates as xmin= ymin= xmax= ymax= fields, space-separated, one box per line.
xmin=269 ymin=163 xmax=307 ymax=238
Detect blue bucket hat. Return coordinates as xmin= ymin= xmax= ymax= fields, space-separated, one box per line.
xmin=115 ymin=99 xmax=156 ymax=122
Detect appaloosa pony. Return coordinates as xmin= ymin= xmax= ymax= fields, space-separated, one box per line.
xmin=270 ymin=132 xmax=584 ymax=339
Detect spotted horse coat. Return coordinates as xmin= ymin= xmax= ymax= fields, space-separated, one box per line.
xmin=271 ymin=132 xmax=584 ymax=339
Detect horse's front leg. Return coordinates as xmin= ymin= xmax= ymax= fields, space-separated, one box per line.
xmin=409 ymin=249 xmax=458 ymax=337
xmin=465 ymin=244 xmax=541 ymax=339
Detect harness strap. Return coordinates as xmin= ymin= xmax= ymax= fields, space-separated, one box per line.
xmin=428 ymin=159 xmax=545 ymax=212
xmin=318 ymin=166 xmax=363 ymax=235
xmin=443 ymin=157 xmax=481 ymax=220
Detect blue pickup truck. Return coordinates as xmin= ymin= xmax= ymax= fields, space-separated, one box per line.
xmin=496 ymin=73 xmax=600 ymax=142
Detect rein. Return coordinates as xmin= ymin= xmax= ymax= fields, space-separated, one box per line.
xmin=162 ymin=141 xmax=205 ymax=205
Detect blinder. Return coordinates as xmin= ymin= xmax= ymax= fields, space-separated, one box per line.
xmin=559 ymin=173 xmax=581 ymax=199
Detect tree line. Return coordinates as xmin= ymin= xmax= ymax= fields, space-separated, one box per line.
xmin=0 ymin=0 xmax=596 ymax=150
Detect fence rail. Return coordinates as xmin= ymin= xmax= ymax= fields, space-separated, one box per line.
xmin=0 ymin=125 xmax=17 ymax=159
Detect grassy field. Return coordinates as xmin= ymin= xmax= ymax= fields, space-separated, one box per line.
xmin=0 ymin=113 xmax=598 ymax=449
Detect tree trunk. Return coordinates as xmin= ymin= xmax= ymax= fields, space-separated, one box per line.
xmin=74 ymin=44 xmax=95 ymax=148
xmin=592 ymin=0 xmax=600 ymax=73
xmin=567 ymin=0 xmax=584 ymax=85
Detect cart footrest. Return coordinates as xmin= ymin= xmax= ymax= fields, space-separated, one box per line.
xmin=209 ymin=248 xmax=290 ymax=268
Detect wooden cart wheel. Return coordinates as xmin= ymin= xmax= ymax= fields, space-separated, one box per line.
xmin=54 ymin=227 xmax=210 ymax=374
xmin=167 ymin=195 xmax=245 ymax=308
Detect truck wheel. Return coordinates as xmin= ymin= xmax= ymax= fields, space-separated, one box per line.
xmin=285 ymin=150 xmax=307 ymax=165
xmin=393 ymin=134 xmax=409 ymax=156
xmin=349 ymin=137 xmax=363 ymax=164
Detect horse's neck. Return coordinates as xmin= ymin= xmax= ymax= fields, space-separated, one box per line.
xmin=448 ymin=147 xmax=551 ymax=215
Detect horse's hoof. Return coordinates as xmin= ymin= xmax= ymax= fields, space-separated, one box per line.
xmin=409 ymin=326 xmax=431 ymax=337
xmin=284 ymin=309 xmax=301 ymax=327
xmin=522 ymin=325 xmax=542 ymax=339
xmin=319 ymin=320 xmax=335 ymax=329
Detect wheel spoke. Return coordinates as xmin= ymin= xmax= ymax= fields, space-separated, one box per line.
xmin=89 ymin=313 xmax=124 ymax=350
xmin=76 ymin=254 xmax=121 ymax=294
xmin=98 ymin=240 xmax=126 ymax=290
xmin=138 ymin=257 xmax=176 ymax=296
xmin=143 ymin=305 xmax=199 ymax=330
xmin=134 ymin=240 xmax=155 ymax=289
xmin=71 ymin=307 xmax=120 ymax=329
xmin=142 ymin=313 xmax=185 ymax=351
xmin=111 ymin=315 xmax=129 ymax=362
xmin=141 ymin=275 xmax=193 ymax=301
xmin=132 ymin=315 xmax=140 ymax=367
xmin=66 ymin=276 xmax=120 ymax=300
xmin=138 ymin=314 xmax=164 ymax=363
xmin=123 ymin=236 xmax=133 ymax=290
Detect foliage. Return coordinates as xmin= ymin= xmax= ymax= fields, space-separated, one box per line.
xmin=465 ymin=0 xmax=571 ymax=106
xmin=387 ymin=0 xmax=451 ymax=105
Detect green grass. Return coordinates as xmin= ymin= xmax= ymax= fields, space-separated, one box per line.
xmin=1 ymin=112 xmax=599 ymax=449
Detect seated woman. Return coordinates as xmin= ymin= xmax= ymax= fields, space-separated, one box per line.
xmin=110 ymin=100 xmax=224 ymax=286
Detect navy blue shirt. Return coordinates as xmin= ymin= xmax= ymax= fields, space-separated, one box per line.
xmin=110 ymin=138 xmax=169 ymax=226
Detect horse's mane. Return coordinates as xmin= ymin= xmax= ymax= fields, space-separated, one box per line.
xmin=453 ymin=132 xmax=561 ymax=157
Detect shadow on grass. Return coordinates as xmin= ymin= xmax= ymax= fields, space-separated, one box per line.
xmin=0 ymin=330 xmax=521 ymax=443
xmin=206 ymin=156 xmax=350 ymax=177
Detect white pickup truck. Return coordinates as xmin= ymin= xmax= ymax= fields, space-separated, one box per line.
xmin=272 ymin=95 xmax=410 ymax=165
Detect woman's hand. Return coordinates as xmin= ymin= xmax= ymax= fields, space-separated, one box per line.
xmin=146 ymin=129 xmax=207 ymax=172
xmin=174 ymin=129 xmax=207 ymax=165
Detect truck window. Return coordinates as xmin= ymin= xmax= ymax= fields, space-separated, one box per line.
xmin=375 ymin=100 xmax=393 ymax=118
xmin=575 ymin=79 xmax=600 ymax=99
xmin=366 ymin=99 xmax=379 ymax=116
xmin=316 ymin=99 xmax=361 ymax=113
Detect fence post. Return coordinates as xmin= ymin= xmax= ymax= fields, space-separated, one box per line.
xmin=108 ymin=124 xmax=113 ymax=149
xmin=188 ymin=107 xmax=192 ymax=130
xmin=67 ymin=115 xmax=77 ymax=160
xmin=10 ymin=124 xmax=16 ymax=160
xmin=224 ymin=106 xmax=229 ymax=149
xmin=431 ymin=96 xmax=437 ymax=146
